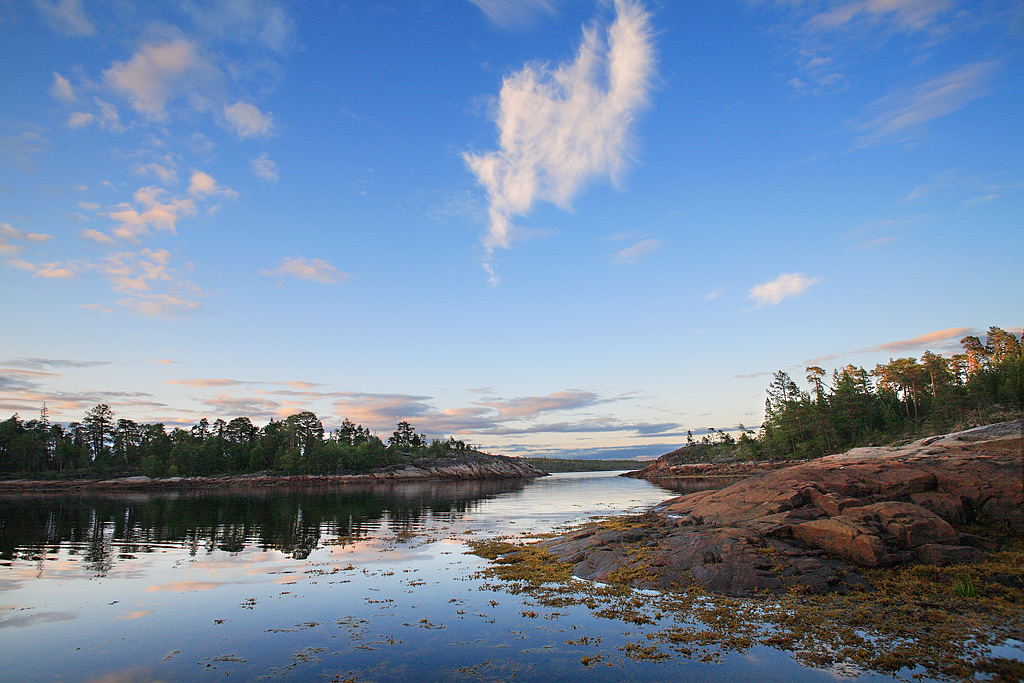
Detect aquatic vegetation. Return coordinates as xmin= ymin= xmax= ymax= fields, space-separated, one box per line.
xmin=469 ymin=530 xmax=1024 ymax=681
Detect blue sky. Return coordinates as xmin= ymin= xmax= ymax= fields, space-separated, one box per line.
xmin=1 ymin=0 xmax=1021 ymax=459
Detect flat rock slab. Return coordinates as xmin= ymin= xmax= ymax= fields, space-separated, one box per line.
xmin=543 ymin=421 xmax=1022 ymax=596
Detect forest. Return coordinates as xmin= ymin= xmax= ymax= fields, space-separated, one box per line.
xmin=697 ymin=326 xmax=1022 ymax=460
xmin=0 ymin=326 xmax=1020 ymax=478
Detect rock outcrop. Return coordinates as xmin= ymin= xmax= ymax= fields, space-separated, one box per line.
xmin=543 ymin=421 xmax=1022 ymax=596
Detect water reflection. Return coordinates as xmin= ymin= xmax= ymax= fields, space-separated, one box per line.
xmin=0 ymin=478 xmax=533 ymax=569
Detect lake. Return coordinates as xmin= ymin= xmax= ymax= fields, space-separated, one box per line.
xmin=0 ymin=472 xmax=979 ymax=682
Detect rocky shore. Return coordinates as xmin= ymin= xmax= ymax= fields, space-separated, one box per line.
xmin=0 ymin=451 xmax=547 ymax=492
xmin=541 ymin=421 xmax=1023 ymax=596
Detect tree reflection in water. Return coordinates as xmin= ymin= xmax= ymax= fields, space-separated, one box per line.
xmin=0 ymin=478 xmax=531 ymax=571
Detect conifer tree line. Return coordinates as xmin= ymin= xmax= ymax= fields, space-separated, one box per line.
xmin=0 ymin=406 xmax=472 ymax=478
xmin=1 ymin=326 xmax=1020 ymax=477
xmin=752 ymin=326 xmax=1022 ymax=459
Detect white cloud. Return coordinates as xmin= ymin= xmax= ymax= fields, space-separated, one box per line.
xmin=468 ymin=0 xmax=556 ymax=29
xmin=250 ymin=153 xmax=278 ymax=182
xmin=266 ymin=257 xmax=349 ymax=285
xmin=224 ymin=102 xmax=274 ymax=139
xmin=51 ymin=72 xmax=75 ymax=102
xmin=464 ymin=0 xmax=656 ymax=283
xmin=136 ymin=162 xmax=179 ymax=185
xmin=853 ymin=61 xmax=999 ymax=146
xmin=34 ymin=0 xmax=95 ymax=36
xmin=103 ymin=39 xmax=205 ymax=122
xmin=748 ymin=272 xmax=820 ymax=308
xmin=610 ymin=238 xmax=661 ymax=264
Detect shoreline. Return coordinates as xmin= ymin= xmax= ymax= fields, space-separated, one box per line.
xmin=0 ymin=454 xmax=547 ymax=492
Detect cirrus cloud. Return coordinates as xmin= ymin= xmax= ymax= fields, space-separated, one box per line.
xmin=464 ymin=0 xmax=656 ymax=284
xmin=265 ymin=257 xmax=349 ymax=285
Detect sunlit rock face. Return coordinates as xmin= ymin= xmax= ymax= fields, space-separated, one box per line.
xmin=543 ymin=421 xmax=1023 ymax=596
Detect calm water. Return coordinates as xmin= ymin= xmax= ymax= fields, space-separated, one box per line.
xmin=1 ymin=472 xmax=926 ymax=682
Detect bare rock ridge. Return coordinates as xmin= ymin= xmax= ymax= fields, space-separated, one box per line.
xmin=542 ymin=421 xmax=1023 ymax=596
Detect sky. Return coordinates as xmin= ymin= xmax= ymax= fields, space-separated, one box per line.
xmin=1 ymin=0 xmax=1021 ymax=459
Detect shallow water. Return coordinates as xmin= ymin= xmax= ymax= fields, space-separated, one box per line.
xmin=0 ymin=472 xmax=936 ymax=682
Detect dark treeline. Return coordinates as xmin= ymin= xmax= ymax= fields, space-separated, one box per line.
xmin=691 ymin=326 xmax=1022 ymax=461
xmin=0 ymin=410 xmax=476 ymax=479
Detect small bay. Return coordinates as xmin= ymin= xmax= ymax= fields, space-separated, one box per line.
xmin=1 ymin=472 xmax=954 ymax=682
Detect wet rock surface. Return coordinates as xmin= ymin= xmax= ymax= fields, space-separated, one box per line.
xmin=543 ymin=421 xmax=1023 ymax=596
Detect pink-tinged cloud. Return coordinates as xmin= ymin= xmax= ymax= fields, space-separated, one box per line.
xmin=144 ymin=581 xmax=226 ymax=593
xmin=168 ymin=378 xmax=247 ymax=388
xmin=477 ymin=390 xmax=603 ymax=421
xmin=265 ymin=257 xmax=349 ymax=285
xmin=856 ymin=327 xmax=973 ymax=354
xmin=103 ymin=39 xmax=204 ymax=122
xmin=7 ymin=259 xmax=76 ymax=279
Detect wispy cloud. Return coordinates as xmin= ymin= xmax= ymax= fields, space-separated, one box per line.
xmin=807 ymin=0 xmax=953 ymax=33
xmin=94 ymin=248 xmax=205 ymax=318
xmin=464 ymin=1 xmax=656 ymax=284
xmin=476 ymin=390 xmax=603 ymax=421
xmin=265 ymin=257 xmax=349 ymax=285
xmin=748 ymin=272 xmax=820 ymax=308
xmin=7 ymin=259 xmax=77 ymax=279
xmin=168 ymin=378 xmax=249 ymax=388
xmin=33 ymin=0 xmax=95 ymax=36
xmin=50 ymin=72 xmax=75 ymax=102
xmin=467 ymin=0 xmax=557 ymax=29
xmin=854 ymin=326 xmax=972 ymax=354
xmin=0 ymin=223 xmax=53 ymax=255
xmin=852 ymin=61 xmax=999 ymax=147
xmin=0 ymin=131 xmax=48 ymax=173
xmin=180 ymin=0 xmax=296 ymax=53
xmin=103 ymin=39 xmax=211 ymax=123
xmin=610 ymin=238 xmax=661 ymax=265
xmin=250 ymin=153 xmax=278 ymax=182
xmin=1 ymin=358 xmax=110 ymax=370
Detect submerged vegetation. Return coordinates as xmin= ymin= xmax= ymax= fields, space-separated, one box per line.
xmin=470 ymin=529 xmax=1024 ymax=681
